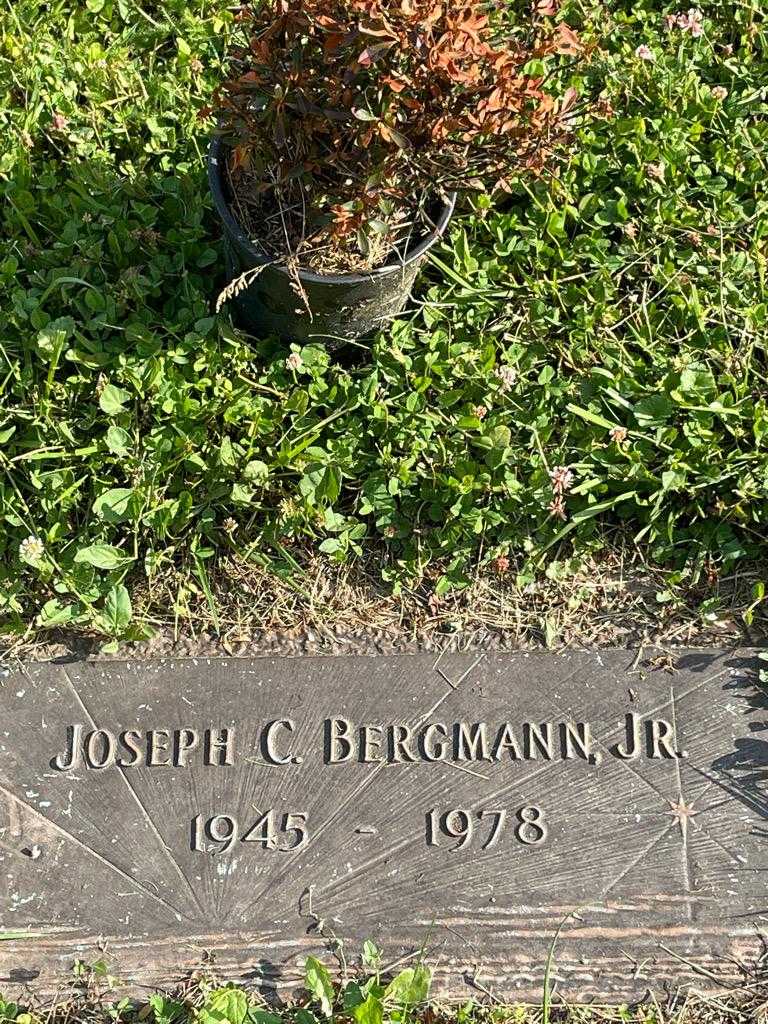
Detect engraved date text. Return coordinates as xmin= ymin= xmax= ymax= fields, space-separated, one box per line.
xmin=191 ymin=810 xmax=308 ymax=853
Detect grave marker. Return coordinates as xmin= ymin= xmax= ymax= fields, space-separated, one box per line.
xmin=0 ymin=650 xmax=765 ymax=1000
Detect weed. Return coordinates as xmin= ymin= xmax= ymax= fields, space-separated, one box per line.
xmin=0 ymin=0 xmax=767 ymax=644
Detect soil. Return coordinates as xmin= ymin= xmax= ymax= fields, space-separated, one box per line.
xmin=225 ymin=155 xmax=443 ymax=276
xmin=2 ymin=543 xmax=765 ymax=665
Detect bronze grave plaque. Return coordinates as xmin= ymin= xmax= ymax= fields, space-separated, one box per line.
xmin=0 ymin=650 xmax=765 ymax=1000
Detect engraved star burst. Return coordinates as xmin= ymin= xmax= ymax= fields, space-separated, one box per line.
xmin=666 ymin=794 xmax=698 ymax=837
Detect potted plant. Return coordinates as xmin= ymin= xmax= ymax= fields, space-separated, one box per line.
xmin=206 ymin=0 xmax=584 ymax=343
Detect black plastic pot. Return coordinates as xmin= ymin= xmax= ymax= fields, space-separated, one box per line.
xmin=208 ymin=135 xmax=456 ymax=345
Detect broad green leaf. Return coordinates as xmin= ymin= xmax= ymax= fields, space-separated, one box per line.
xmin=633 ymin=395 xmax=673 ymax=428
xmin=248 ymin=1012 xmax=283 ymax=1024
xmin=352 ymin=995 xmax=383 ymax=1024
xmin=305 ymin=956 xmax=334 ymax=1017
xmin=36 ymin=317 xmax=74 ymax=359
xmin=231 ymin=482 xmax=254 ymax=505
xmin=102 ymin=584 xmax=132 ymax=634
xmin=74 ymin=544 xmax=133 ymax=570
xmin=93 ymin=488 xmax=134 ymax=523
xmin=37 ymin=598 xmax=79 ymax=627
xmin=343 ymin=982 xmax=366 ymax=1011
xmin=105 ymin=425 xmax=131 ymax=455
xmin=99 ymin=383 xmax=131 ymax=416
xmin=361 ymin=939 xmax=381 ymax=968
xmin=299 ymin=465 xmax=341 ymax=505
xmin=149 ymin=995 xmax=185 ymax=1024
xmin=319 ymin=465 xmax=341 ymax=503
xmin=384 ymin=965 xmax=431 ymax=1005
xmin=220 ymin=436 xmax=236 ymax=467
xmin=203 ymin=989 xmax=248 ymax=1024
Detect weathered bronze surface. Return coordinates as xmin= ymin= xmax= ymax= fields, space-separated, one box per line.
xmin=0 ymin=650 xmax=764 ymax=1000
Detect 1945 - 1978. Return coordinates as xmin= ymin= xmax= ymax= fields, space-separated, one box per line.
xmin=191 ymin=805 xmax=547 ymax=853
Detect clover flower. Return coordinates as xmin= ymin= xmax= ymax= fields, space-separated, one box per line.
xmin=609 ymin=426 xmax=629 ymax=443
xmin=665 ymin=9 xmax=704 ymax=35
xmin=549 ymin=465 xmax=574 ymax=493
xmin=495 ymin=365 xmax=516 ymax=390
xmin=635 ymin=44 xmax=655 ymax=61
xmin=285 ymin=351 xmax=303 ymax=371
xmin=680 ymin=8 xmax=704 ymax=36
xmin=548 ymin=496 xmax=567 ymax=520
xmin=711 ymin=86 xmax=728 ymax=100
xmin=19 ymin=535 xmax=45 ymax=564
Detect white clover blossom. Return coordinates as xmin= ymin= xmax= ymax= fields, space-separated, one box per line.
xmin=495 ymin=364 xmax=516 ymax=390
xmin=711 ymin=86 xmax=728 ymax=101
xmin=549 ymin=465 xmax=574 ymax=493
xmin=285 ymin=351 xmax=303 ymax=371
xmin=635 ymin=44 xmax=655 ymax=61
xmin=19 ymin=535 xmax=45 ymax=564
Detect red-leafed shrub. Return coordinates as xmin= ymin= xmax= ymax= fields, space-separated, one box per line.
xmin=210 ymin=0 xmax=586 ymax=271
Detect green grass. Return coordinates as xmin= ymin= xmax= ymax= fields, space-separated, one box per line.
xmin=1 ymin=0 xmax=767 ymax=645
